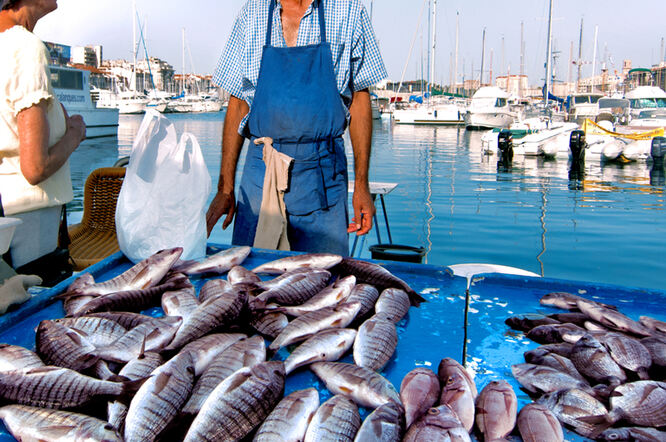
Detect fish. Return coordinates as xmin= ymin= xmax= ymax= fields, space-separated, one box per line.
xmin=95 ymin=316 xmax=183 ymax=363
xmin=641 ymin=336 xmax=666 ymax=368
xmin=250 ymin=311 xmax=289 ymax=339
xmin=254 ymin=270 xmax=331 ymax=308
xmin=577 ymin=299 xmax=652 ymax=337
xmin=353 ymin=401 xmax=404 ymax=442
xmin=399 ymin=367 xmax=440 ymax=429
xmin=346 ymin=283 xmax=380 ymax=320
xmin=539 ymin=292 xmax=617 ymax=311
xmin=165 ymin=285 xmax=248 ymax=350
xmin=0 ymin=405 xmax=122 ymax=442
xmin=353 ymin=314 xmax=397 ymax=371
xmin=512 ymin=363 xmax=594 ymax=396
xmin=66 ymin=272 xmax=95 ymax=292
xmin=304 ymin=394 xmax=361 ymax=442
xmin=254 ymin=388 xmax=320 ymax=442
xmin=526 ymin=323 xmax=588 ymax=344
xmin=36 ymin=320 xmax=100 ymax=372
xmin=536 ymin=388 xmax=609 ymax=438
xmin=403 ymin=405 xmax=470 ymax=442
xmin=161 ymin=285 xmax=199 ymax=318
xmin=584 ymin=320 xmax=610 ymax=332
xmin=0 ymin=344 xmax=44 ymax=372
xmin=640 ymin=315 xmax=666 ymax=334
xmin=124 ymin=352 xmax=195 ymax=442
xmin=437 ymin=357 xmax=478 ymax=399
xmin=0 ymin=366 xmax=136 ymax=409
xmin=252 ymin=253 xmax=343 ymax=274
xmin=532 ymin=342 xmax=574 ymax=358
xmin=516 ymin=403 xmax=564 ymax=442
xmin=598 ymin=427 xmax=666 ymax=442
xmin=227 ymin=265 xmax=261 ymax=285
xmin=284 ymin=328 xmax=357 ymax=375
xmin=505 ymin=313 xmax=560 ymax=332
xmin=271 ymin=275 xmax=356 ymax=316
xmin=181 ymin=335 xmax=266 ymax=415
xmin=603 ymin=381 xmax=666 ymax=428
xmin=269 ymin=302 xmax=361 ymax=351
xmin=439 ymin=372 xmax=476 ymax=432
xmin=178 ymin=333 xmax=247 ymax=376
xmin=336 ymin=258 xmax=425 ymax=306
xmin=183 ymin=361 xmax=286 ymax=442
xmin=523 ymin=347 xmax=587 ymax=382
xmin=548 ymin=312 xmax=591 ymax=327
xmin=310 ymin=362 xmax=401 ymax=409
xmin=475 ymin=380 xmax=517 ymax=442
xmin=375 ymin=288 xmax=411 ymax=323
xmin=599 ymin=332 xmax=652 ymax=380
xmin=54 ymin=316 xmax=128 ymax=347
xmin=62 ymin=247 xmax=183 ymax=297
xmin=172 ymin=246 xmax=251 ymax=276
xmin=570 ymin=334 xmax=627 ymax=386
xmin=86 ymin=311 xmax=164 ymax=330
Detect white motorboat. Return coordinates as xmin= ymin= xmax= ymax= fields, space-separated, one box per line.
xmin=393 ymin=100 xmax=465 ymax=125
xmin=94 ymin=89 xmax=148 ymax=115
xmin=625 ymin=86 xmax=666 ymax=120
xmin=465 ymin=87 xmax=515 ymax=130
xmin=566 ymin=93 xmax=603 ymax=124
xmin=50 ymin=65 xmax=119 ymax=138
xmin=480 ymin=118 xmax=578 ymax=157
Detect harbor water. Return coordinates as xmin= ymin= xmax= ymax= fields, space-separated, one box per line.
xmin=68 ymin=111 xmax=666 ymax=290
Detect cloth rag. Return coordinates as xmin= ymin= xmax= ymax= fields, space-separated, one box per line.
xmin=252 ymin=137 xmax=293 ymax=251
xmin=0 ymin=274 xmax=41 ymax=314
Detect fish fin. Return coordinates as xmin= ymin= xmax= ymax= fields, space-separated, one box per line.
xmin=331 ymin=319 xmax=343 ymax=327
xmin=408 ymin=290 xmax=427 ymax=306
xmin=41 ymin=425 xmax=77 ymax=439
xmin=577 ymin=413 xmax=616 ymax=439
xmin=561 ymin=405 xmax=594 ymax=416
xmin=119 ymin=377 xmax=149 ymax=404
xmin=171 ymin=259 xmax=198 ymax=273
xmin=639 ymin=384 xmax=659 ymax=402
xmin=339 ymin=386 xmax=353 ymax=394
xmin=107 ymin=374 xmax=131 ymax=383
xmin=153 ymin=372 xmax=171 ymax=394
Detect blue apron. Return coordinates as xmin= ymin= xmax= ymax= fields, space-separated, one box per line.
xmin=233 ymin=0 xmax=350 ymax=255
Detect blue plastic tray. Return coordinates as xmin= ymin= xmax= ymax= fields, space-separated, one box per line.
xmin=1 ymin=244 xmax=665 ymax=441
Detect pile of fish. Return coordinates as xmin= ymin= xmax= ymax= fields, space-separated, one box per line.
xmin=506 ymin=291 xmax=666 ymax=441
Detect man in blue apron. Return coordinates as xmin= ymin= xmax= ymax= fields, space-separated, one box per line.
xmin=206 ymin=0 xmax=386 ymax=256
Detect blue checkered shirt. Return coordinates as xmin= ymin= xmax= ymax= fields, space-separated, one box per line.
xmin=213 ymin=0 xmax=387 ymax=134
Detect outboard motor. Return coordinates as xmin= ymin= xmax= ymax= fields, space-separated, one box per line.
xmin=569 ymin=130 xmax=586 ymax=162
xmin=650 ymin=137 xmax=666 ymax=186
xmin=497 ymin=130 xmax=513 ymax=163
xmin=651 ymin=136 xmax=666 ymax=161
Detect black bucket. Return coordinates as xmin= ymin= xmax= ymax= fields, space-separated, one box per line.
xmin=368 ymin=244 xmax=427 ymax=264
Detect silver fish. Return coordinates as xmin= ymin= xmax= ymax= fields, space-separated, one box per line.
xmin=517 ymin=403 xmax=564 ymax=442
xmin=531 ymin=342 xmax=574 ymax=358
xmin=403 ymin=405 xmax=470 ymax=442
xmin=400 ymin=367 xmax=440 ymax=429
xmin=182 ymin=335 xmax=266 ymax=415
xmin=539 ymin=292 xmax=617 ymax=311
xmin=505 ymin=313 xmax=560 ymax=332
xmin=347 ymin=283 xmax=380 ymax=319
xmin=36 ymin=320 xmax=99 ymax=372
xmin=0 ymin=344 xmax=44 ymax=372
xmin=0 ymin=405 xmax=122 ymax=442
xmin=55 ymin=316 xmax=127 ymax=347
xmin=284 ymin=328 xmax=357 ymax=375
xmin=179 ymin=333 xmax=247 ymax=376
xmin=250 ymin=311 xmax=289 ymax=339
xmin=269 ymin=302 xmax=361 ymax=351
xmin=439 ymin=372 xmax=475 ymax=432
xmin=227 ymin=265 xmax=261 ymax=285
xmin=353 ymin=313 xmax=397 ymax=371
xmin=437 ymin=357 xmax=478 ymax=399
xmin=161 ymin=285 xmax=199 ymax=318
xmin=584 ymin=320 xmax=610 ymax=332
xmin=66 ymin=272 xmax=95 ymax=292
xmin=252 ymin=253 xmax=343 ymax=274
xmin=197 ymin=277 xmax=234 ymax=303
xmin=375 ymin=288 xmax=411 ymax=323
xmin=87 ymin=311 xmax=164 ymax=330
xmin=640 ymin=315 xmax=666 ymax=334
xmin=599 ymin=426 xmax=666 ymax=442
xmin=304 ymin=394 xmax=361 ymax=442
xmin=475 ymin=380 xmax=517 ymax=441
xmin=124 ymin=352 xmax=195 ymax=442
xmin=0 ymin=366 xmax=132 ymax=409
xmin=577 ymin=299 xmax=652 ymax=337
xmin=310 ymin=362 xmax=401 ymax=409
xmin=272 ymin=275 xmax=356 ymax=316
xmin=254 ymin=271 xmax=332 ymax=307
xmin=523 ymin=347 xmax=587 ymax=382
xmin=184 ymin=361 xmax=286 ymax=442
xmin=536 ymin=388 xmax=609 ymax=439
xmin=173 ymin=246 xmax=251 ymax=276
xmin=353 ymin=401 xmax=404 ymax=442
xmin=526 ymin=323 xmax=588 ymax=344
xmin=511 ymin=363 xmax=594 ymax=396
xmin=606 ymin=381 xmax=666 ymax=427
xmin=599 ymin=332 xmax=652 ymax=380
xmin=641 ymin=336 xmax=666 ymax=367
xmin=571 ymin=334 xmax=627 ymax=386
xmin=254 ymin=388 xmax=320 ymax=442
xmin=256 ymin=268 xmax=328 ymax=291
xmin=548 ymin=312 xmax=591 ymax=327
xmin=166 ymin=285 xmax=248 ymax=350
xmin=96 ymin=316 xmax=183 ymax=363
xmin=63 ymin=247 xmax=183 ymax=297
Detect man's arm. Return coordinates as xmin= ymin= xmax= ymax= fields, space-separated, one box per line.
xmin=347 ymin=88 xmax=375 ymax=235
xmin=205 ymin=95 xmax=249 ymax=235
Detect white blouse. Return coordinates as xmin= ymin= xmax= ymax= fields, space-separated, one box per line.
xmin=0 ymin=25 xmax=72 ymax=216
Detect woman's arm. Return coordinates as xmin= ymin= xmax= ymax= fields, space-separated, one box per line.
xmin=17 ymin=101 xmax=85 ymax=185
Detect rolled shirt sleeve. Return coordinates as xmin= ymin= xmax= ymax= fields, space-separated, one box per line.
xmin=349 ymin=4 xmax=387 ymax=92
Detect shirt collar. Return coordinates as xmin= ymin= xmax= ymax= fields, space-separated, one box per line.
xmin=275 ymin=0 xmax=319 ymax=14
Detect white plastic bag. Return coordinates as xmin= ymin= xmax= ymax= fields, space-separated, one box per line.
xmin=116 ymin=110 xmax=211 ymax=263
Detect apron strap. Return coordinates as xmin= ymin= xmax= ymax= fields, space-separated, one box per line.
xmin=265 ymin=0 xmax=277 ymax=47
xmin=317 ymin=0 xmax=326 ymax=44
xmin=265 ymin=0 xmax=327 ymax=47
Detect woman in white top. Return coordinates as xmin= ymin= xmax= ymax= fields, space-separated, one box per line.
xmin=0 ymin=0 xmax=85 ymax=268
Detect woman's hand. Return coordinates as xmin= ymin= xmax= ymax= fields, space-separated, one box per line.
xmin=61 ymin=103 xmax=86 ymax=143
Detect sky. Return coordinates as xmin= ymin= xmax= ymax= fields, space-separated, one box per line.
xmin=35 ymin=0 xmax=666 ymax=87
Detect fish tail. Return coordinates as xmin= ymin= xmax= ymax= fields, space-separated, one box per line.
xmin=408 ymin=290 xmax=427 ymax=306
xmin=577 ymin=412 xmax=618 ymax=439
xmin=119 ymin=377 xmax=150 ymax=403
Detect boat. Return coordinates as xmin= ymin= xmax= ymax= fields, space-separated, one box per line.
xmin=480 ymin=118 xmax=578 ymax=157
xmin=464 ymin=86 xmax=516 ymax=130
xmin=50 ymin=65 xmax=119 ymax=138
xmin=566 ymin=93 xmax=603 ymax=124
xmin=393 ymin=100 xmax=465 ymax=125
xmin=582 ymin=119 xmax=664 ymax=162
xmin=625 ymin=86 xmax=666 ymax=120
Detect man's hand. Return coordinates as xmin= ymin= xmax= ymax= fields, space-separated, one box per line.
xmin=206 ymin=191 xmax=236 ymax=236
xmin=348 ymin=184 xmax=375 ymax=235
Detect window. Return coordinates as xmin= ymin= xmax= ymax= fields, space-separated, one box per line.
xmin=495 ymin=98 xmax=507 ymax=107
xmin=50 ymin=69 xmax=83 ymax=90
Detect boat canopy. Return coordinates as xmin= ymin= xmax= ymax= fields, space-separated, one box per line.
xmin=471 ymin=86 xmax=509 ymax=99
xmin=625 ymin=86 xmax=666 ymax=99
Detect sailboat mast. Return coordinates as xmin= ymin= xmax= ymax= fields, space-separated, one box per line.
xmin=545 ymin=0 xmax=553 ymax=108
xmin=430 ymin=0 xmax=437 ymax=97
xmin=591 ymin=25 xmax=599 ymax=91
xmin=181 ymin=28 xmax=186 ymax=94
xmin=132 ymin=0 xmax=137 ymax=93
xmin=577 ymin=18 xmax=583 ymax=93
xmin=454 ymin=11 xmax=459 ymax=94
xmin=520 ymin=21 xmax=525 ymax=97
xmin=480 ymin=28 xmax=486 ymax=86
